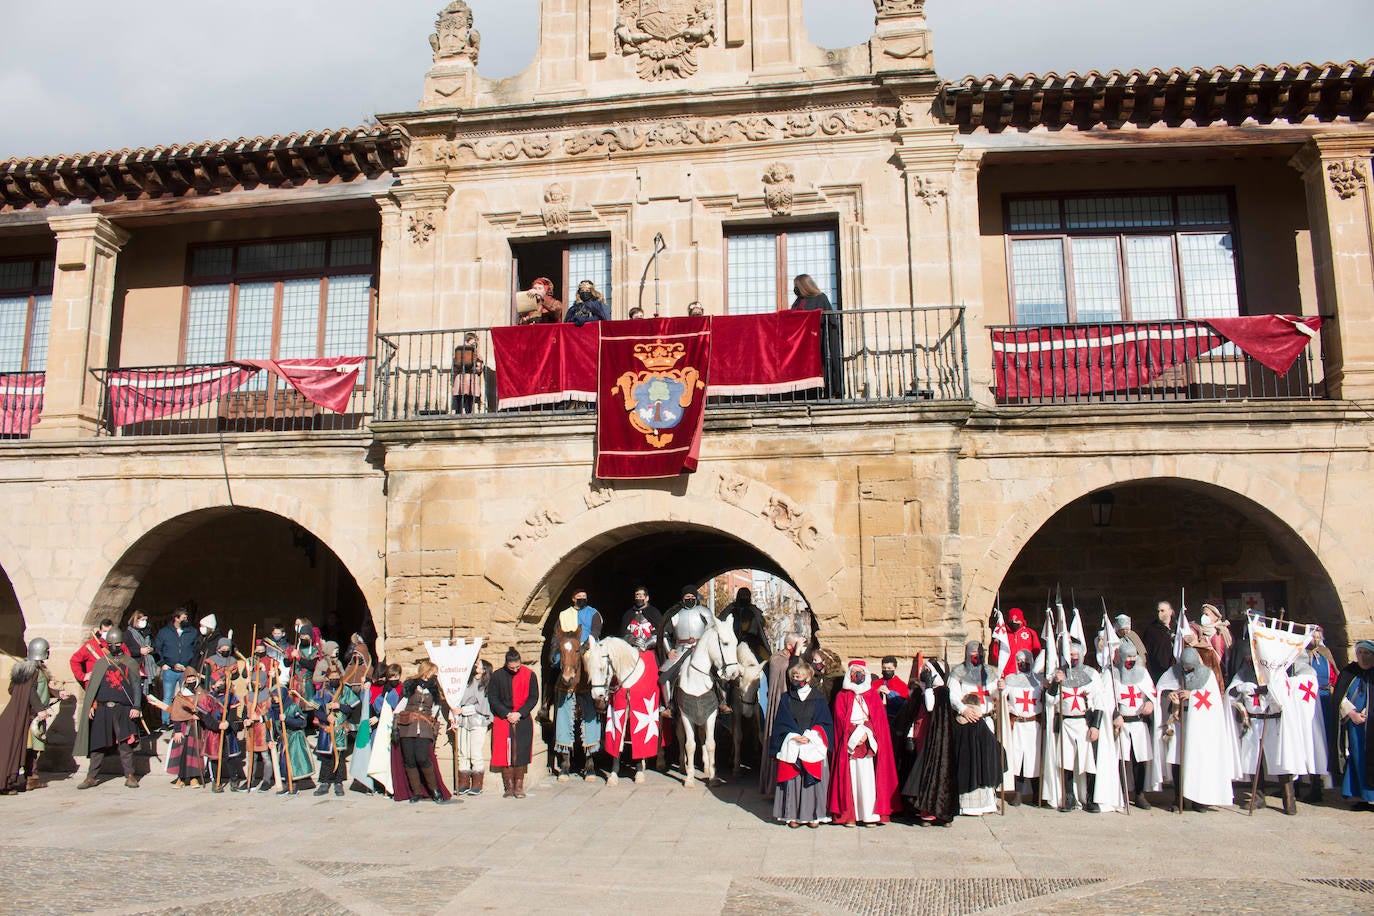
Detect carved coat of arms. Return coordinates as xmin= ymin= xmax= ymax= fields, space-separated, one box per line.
xmin=615 ymin=0 xmax=716 ymax=81
xmin=611 ymin=340 xmax=704 ymax=448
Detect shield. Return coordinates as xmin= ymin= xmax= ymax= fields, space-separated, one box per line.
xmin=638 ymin=0 xmax=690 ymax=40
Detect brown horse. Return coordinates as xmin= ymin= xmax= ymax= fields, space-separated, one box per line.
xmin=552 ymin=626 xmax=599 ymax=782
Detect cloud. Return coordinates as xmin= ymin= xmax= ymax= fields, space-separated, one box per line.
xmin=3 ymin=0 xmax=1370 ymax=159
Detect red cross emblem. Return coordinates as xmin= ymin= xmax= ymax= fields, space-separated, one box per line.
xmin=1016 ymin=690 xmax=1035 ymax=713
xmin=1298 ymin=681 xmax=1317 ymax=703
xmin=104 ymin=665 xmax=127 ymax=689
xmin=1120 ymin=685 xmax=1143 ymax=707
xmin=1192 ymin=690 xmax=1213 ymax=710
xmin=972 ymin=684 xmax=989 ymax=704
xmin=1246 ymin=596 xmax=1259 ymax=609
xmin=1064 ymin=688 xmax=1086 ymax=712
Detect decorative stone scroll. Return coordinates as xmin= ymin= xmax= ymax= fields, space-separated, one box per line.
xmin=504 ymin=508 xmax=566 ymax=555
xmin=541 ymin=183 xmax=570 ymax=233
xmin=407 ymin=210 xmax=437 ymax=246
xmin=1328 ymin=159 xmax=1368 ymax=200
xmin=716 ymin=472 xmax=750 ymax=507
xmin=762 ymin=162 xmax=795 ymax=216
xmin=584 ymin=481 xmax=615 ymax=509
xmin=431 ymin=107 xmax=897 ymax=165
xmin=430 ymin=1 xmax=480 ymax=65
xmin=763 ymin=495 xmax=820 ymax=551
xmin=615 ymin=0 xmax=717 ymax=81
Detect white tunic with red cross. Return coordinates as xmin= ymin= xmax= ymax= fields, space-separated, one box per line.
xmin=1004 ymin=675 xmax=1044 ymax=778
xmin=1113 ymin=674 xmax=1157 ymax=762
xmin=1055 ymin=669 xmax=1100 ymax=774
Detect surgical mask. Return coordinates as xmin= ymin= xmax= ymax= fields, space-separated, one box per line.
xmin=199 ymin=626 xmax=210 ymax=636
xmin=574 ymin=598 xmax=588 ymax=609
xmin=789 ymin=679 xmax=806 ymax=689
xmin=881 ymin=668 xmax=896 ymax=680
xmin=134 ymin=620 xmax=146 ymax=629
xmin=969 ymin=654 xmax=982 ymax=666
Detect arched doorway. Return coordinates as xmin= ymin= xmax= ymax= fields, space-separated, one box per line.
xmin=995 ymin=478 xmax=1346 ymax=656
xmin=0 ymin=565 xmax=24 ymax=657
xmin=88 ymin=507 xmax=373 ymax=648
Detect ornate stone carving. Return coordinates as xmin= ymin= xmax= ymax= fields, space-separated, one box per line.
xmin=874 ymin=0 xmax=925 ymax=15
xmin=615 ymin=0 xmax=716 ymax=81
xmin=1328 ymin=159 xmax=1368 ymax=200
xmin=541 ymin=183 xmax=570 ymax=233
xmin=762 ymin=162 xmax=795 ymax=216
xmin=898 ymin=101 xmax=923 ymax=127
xmin=434 ymin=136 xmax=553 ymax=163
xmin=912 ymin=174 xmax=948 ymax=211
xmin=584 ymin=481 xmax=615 ymax=509
xmin=504 ymin=508 xmax=565 ymax=554
xmin=763 ymin=495 xmax=819 ymax=551
xmin=716 ymin=472 xmax=749 ymax=507
xmin=430 ymin=1 xmax=480 ymax=64
xmin=407 ymin=210 xmax=437 ymax=246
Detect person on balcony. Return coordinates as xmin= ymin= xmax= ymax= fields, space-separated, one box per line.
xmin=565 ymin=280 xmax=610 ymax=327
xmin=790 ymin=274 xmax=843 ymax=399
xmin=451 ymin=332 xmax=485 ymax=415
xmin=687 ymin=301 xmax=706 ymax=317
xmin=517 ymin=277 xmax=564 ymax=325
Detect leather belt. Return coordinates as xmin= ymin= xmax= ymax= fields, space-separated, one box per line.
xmin=1119 ymin=714 xmax=1144 ymax=722
xmin=101 ymin=701 xmax=124 ymax=708
xmin=1250 ymin=711 xmax=1281 ymax=720
xmin=1012 ymin=714 xmax=1040 ymax=723
xmin=1061 ymin=713 xmax=1087 ymax=719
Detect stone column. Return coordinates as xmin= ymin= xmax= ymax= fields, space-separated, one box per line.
xmin=749 ymin=0 xmax=803 ymax=76
xmin=893 ymin=120 xmax=989 ymax=404
xmin=34 ymin=213 xmax=129 ymax=439
xmin=1291 ymin=135 xmax=1374 ymax=400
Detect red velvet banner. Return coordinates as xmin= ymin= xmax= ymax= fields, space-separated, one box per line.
xmin=237 ymin=357 xmax=367 ymax=414
xmin=106 ymin=363 xmax=259 ymax=427
xmin=595 ymin=318 xmax=710 ymax=479
xmin=0 ymin=372 xmax=44 ymax=437
xmin=709 ymin=310 xmax=822 ymax=394
xmin=1204 ymin=315 xmax=1322 ymax=374
xmin=491 ymin=322 xmax=599 ymax=409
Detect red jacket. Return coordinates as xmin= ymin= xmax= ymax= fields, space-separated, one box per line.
xmin=70 ymin=635 xmax=108 ymax=687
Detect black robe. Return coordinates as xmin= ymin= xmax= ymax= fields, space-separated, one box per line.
xmin=0 ymin=666 xmax=41 ymax=791
xmin=769 ymin=686 xmax=833 ymax=786
xmin=1333 ymin=661 xmax=1374 ymax=786
xmin=489 ymin=665 xmax=538 ymax=767
xmin=903 ymin=663 xmax=958 ymax=822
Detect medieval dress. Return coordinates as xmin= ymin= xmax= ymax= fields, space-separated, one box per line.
xmin=902 ymin=659 xmax=959 ymax=823
xmin=164 ymin=688 xmax=206 ymax=786
xmin=1333 ymin=651 xmax=1374 ymax=803
xmin=490 ymin=664 xmax=538 ymax=768
xmin=948 ymin=653 xmax=1004 ymax=816
xmin=391 ymin=676 xmax=452 ymax=802
xmin=827 ymin=670 xmax=898 ymax=825
xmin=771 ymin=681 xmax=833 ymax=824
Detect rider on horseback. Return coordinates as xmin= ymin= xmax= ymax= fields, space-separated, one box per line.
xmin=660 ymin=585 xmax=726 ymax=716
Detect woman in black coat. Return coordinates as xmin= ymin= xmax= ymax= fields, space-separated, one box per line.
xmin=790 ymin=274 xmax=843 ymax=399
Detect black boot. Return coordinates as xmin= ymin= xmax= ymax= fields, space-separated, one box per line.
xmin=1281 ymin=776 xmax=1297 ymax=816
xmin=1304 ymin=776 xmax=1324 ymax=804
xmin=1058 ymin=770 xmax=1076 ymax=812
xmin=1082 ymin=773 xmax=1100 ymax=813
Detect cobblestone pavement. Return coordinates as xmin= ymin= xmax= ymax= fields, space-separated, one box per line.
xmin=3 ymin=765 xmax=1372 ymax=915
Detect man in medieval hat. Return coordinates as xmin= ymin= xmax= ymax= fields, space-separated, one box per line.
xmin=1155 ymin=645 xmax=1241 ymax=810
xmin=75 ymin=626 xmax=144 ymax=789
xmin=490 ymin=647 xmax=538 ymax=799
xmin=1047 ymin=638 xmax=1104 ymax=812
xmin=1111 ymin=640 xmax=1157 ymax=809
xmin=947 ymin=641 xmax=1005 ymax=816
xmin=312 ymin=657 xmax=359 ymax=797
xmin=660 ymin=584 xmax=717 ymax=713
xmin=1002 ymin=648 xmax=1044 ymax=806
xmin=1 ymin=637 xmax=70 ymax=793
xmin=828 ymin=660 xmax=898 ymax=826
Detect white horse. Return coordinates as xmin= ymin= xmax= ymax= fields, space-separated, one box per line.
xmin=585 ymin=635 xmax=653 ymax=786
xmin=673 ymin=614 xmax=741 ymax=787
xmin=728 ymin=642 xmax=768 ymax=777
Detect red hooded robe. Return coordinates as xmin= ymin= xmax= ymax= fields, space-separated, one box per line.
xmin=827 ymin=673 xmax=899 ymax=824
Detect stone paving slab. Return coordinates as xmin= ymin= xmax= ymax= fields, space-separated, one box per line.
xmin=2 ymin=768 xmax=1371 ymax=915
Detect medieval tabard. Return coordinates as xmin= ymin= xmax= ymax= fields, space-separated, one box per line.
xmin=75 ymin=652 xmax=143 ymax=758
xmin=1003 ymin=666 xmax=1044 ymax=780
xmin=1229 ymin=661 xmax=1284 ymax=778
xmin=1152 ymin=647 xmax=1241 ymax=806
xmin=1049 ymin=661 xmax=1101 ymax=776
xmin=1272 ymin=659 xmax=1330 ymax=780
xmin=490 ymin=663 xmax=538 ymax=768
xmin=1113 ymin=643 xmax=1157 ymax=764
xmin=604 ymin=648 xmax=661 ymax=762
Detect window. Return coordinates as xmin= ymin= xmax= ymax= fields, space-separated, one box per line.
xmin=726 ymin=225 xmax=839 ymax=314
xmin=1005 ymin=191 xmax=1240 ymax=324
xmin=182 ymin=236 xmax=376 ymax=374
xmin=510 ymin=237 xmax=612 ymax=318
xmin=0 ymin=256 xmax=54 ymax=373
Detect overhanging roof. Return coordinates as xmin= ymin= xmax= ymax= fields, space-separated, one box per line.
xmin=939 ymin=60 xmax=1374 ymax=134
xmin=0 ymin=126 xmax=410 ymax=212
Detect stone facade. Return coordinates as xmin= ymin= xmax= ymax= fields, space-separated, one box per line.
xmin=0 ymin=1 xmax=1372 ymax=720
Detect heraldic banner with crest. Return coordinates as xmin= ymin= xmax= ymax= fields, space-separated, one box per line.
xmin=595 ymin=317 xmax=710 ymax=479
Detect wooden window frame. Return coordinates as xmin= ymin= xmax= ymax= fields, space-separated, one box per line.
xmin=1002 ymin=189 xmax=1246 ymax=324
xmin=0 ymin=254 xmax=55 ymax=373
xmin=179 ymin=232 xmax=379 ymax=364
xmin=722 ymin=221 xmax=841 ymax=314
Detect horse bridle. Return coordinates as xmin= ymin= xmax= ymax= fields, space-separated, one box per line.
xmin=689 ymin=619 xmax=739 ymax=680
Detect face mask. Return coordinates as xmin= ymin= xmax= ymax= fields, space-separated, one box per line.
xmin=969 ymin=654 xmax=982 ymax=666
xmin=1009 ymin=619 xmax=1021 ymax=631
xmin=793 ymin=288 xmax=801 ymax=297
xmin=199 ymin=626 xmax=210 ymax=636
xmin=635 ymin=597 xmax=647 ymax=608
xmin=789 ymin=679 xmax=806 ymax=689
xmin=682 ymin=597 xmax=697 ymax=608
xmin=574 ymin=598 xmax=588 ymax=609
xmin=578 ymin=290 xmax=594 ymax=301
xmin=881 ymin=668 xmax=895 ymax=680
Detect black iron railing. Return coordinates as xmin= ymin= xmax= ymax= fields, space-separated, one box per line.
xmin=374 ymin=306 xmax=969 ymax=422
xmin=988 ymin=320 xmax=1321 ymax=405
xmin=91 ymin=359 xmax=374 ymax=436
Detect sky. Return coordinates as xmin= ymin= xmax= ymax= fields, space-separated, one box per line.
xmin=2 ymin=0 xmax=1370 ymax=159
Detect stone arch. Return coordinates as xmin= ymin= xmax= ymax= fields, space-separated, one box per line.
xmin=0 ymin=527 xmax=34 ymax=655
xmin=80 ymin=490 xmax=383 ymax=637
xmin=483 ymin=473 xmax=845 ymax=641
xmin=962 ymin=456 xmax=1358 ymax=644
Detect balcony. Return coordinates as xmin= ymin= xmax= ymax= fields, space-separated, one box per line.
xmin=0 ymin=372 xmax=43 ymax=439
xmin=91 ymin=360 xmax=374 ymax=436
xmin=988 ymin=319 xmax=1322 ymax=405
xmin=374 ymin=305 xmax=969 ymax=422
